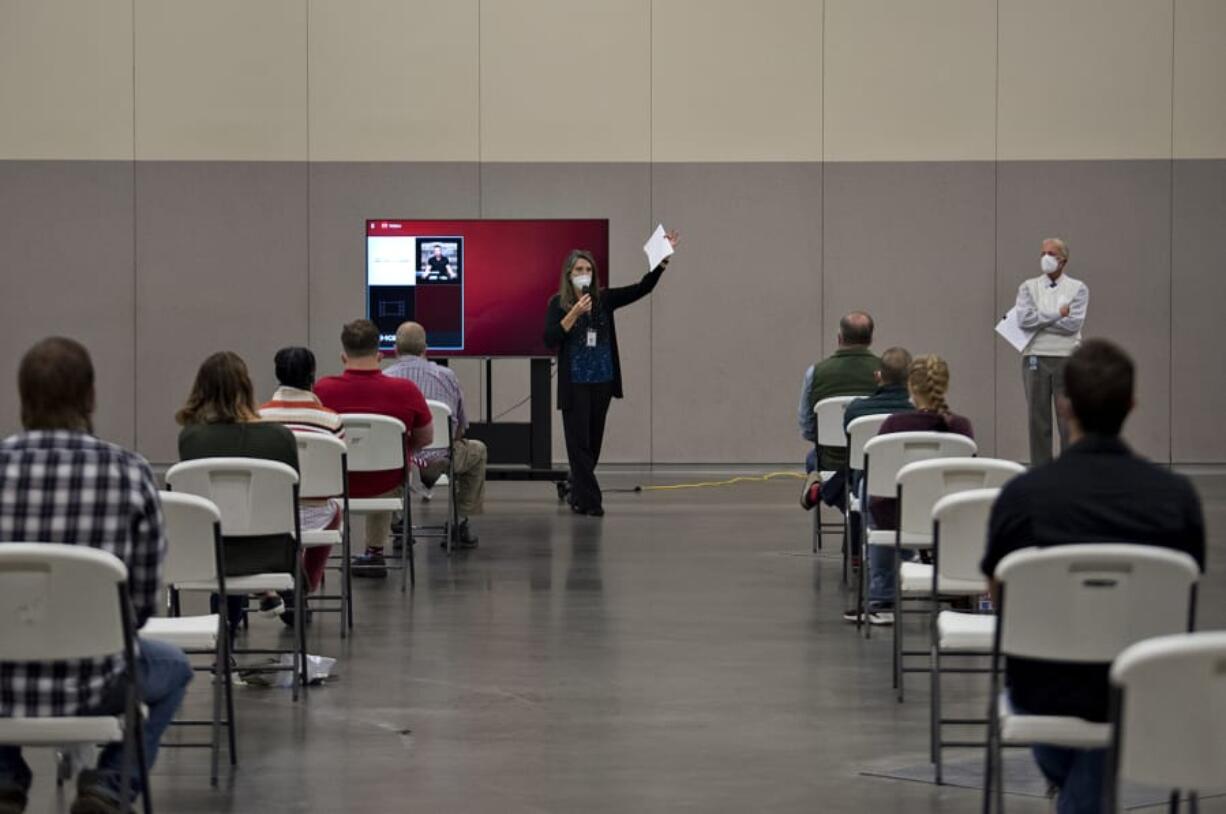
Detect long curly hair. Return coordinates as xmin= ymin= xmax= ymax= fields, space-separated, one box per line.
xmin=907 ymin=354 xmax=951 ymax=415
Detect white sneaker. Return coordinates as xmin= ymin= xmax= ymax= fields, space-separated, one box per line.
xmin=868 ymin=611 xmax=895 ymax=626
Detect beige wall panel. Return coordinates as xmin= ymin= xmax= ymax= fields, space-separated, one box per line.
xmin=308 ymin=0 xmax=479 ymax=161
xmin=824 ymin=0 xmax=995 ymax=162
xmin=0 ymin=162 xmax=135 ymax=447
xmin=824 ymin=162 xmax=997 ymax=456
xmin=134 ymin=0 xmax=307 ymax=160
xmin=1173 ymin=0 xmax=1226 ymax=158
xmin=135 ymin=163 xmax=309 ymax=463
xmin=479 ymin=0 xmax=651 ymax=162
xmin=998 ymin=0 xmax=1172 ymax=160
xmin=0 ymin=0 xmax=133 ymax=160
xmin=651 ymin=163 xmax=823 ymax=463
xmin=651 ymin=0 xmax=822 ymax=161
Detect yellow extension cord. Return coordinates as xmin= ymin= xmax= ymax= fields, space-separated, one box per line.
xmin=636 ymin=471 xmax=805 ymax=491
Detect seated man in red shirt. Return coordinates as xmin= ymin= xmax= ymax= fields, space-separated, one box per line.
xmin=315 ymin=320 xmax=432 ymax=577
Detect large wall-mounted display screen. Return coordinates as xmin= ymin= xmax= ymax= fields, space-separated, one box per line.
xmin=366 ymin=219 xmax=609 ymax=357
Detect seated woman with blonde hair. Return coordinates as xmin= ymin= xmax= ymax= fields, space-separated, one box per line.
xmin=846 ymin=354 xmax=974 ymax=626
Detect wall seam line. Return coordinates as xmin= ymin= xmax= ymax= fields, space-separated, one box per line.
xmin=305 ymin=0 xmax=312 ymax=349
xmin=993 ymin=0 xmax=1000 ymax=457
xmin=819 ymin=0 xmax=826 ymax=362
xmin=1168 ymin=0 xmax=1176 ymax=465
xmin=648 ymin=0 xmax=654 ymax=465
xmin=131 ymin=0 xmax=138 ymax=450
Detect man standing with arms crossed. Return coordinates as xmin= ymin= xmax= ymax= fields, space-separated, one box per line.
xmin=1015 ymin=238 xmax=1088 ymax=465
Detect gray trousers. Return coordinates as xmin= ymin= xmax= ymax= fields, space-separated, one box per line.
xmin=1022 ymin=355 xmax=1069 ymax=466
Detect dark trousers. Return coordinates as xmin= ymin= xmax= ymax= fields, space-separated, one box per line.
xmin=562 ymin=382 xmax=614 ymax=511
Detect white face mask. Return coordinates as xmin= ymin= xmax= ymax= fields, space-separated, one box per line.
xmin=572 ymin=274 xmax=592 ymax=291
xmin=1040 ymin=254 xmax=1061 ymax=275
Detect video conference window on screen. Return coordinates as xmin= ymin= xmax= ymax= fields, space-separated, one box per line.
xmin=367 ymin=223 xmax=465 ymax=351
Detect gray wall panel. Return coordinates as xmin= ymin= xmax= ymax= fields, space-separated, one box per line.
xmin=995 ymin=161 xmax=1171 ymax=463
xmin=650 ymin=163 xmax=823 ymax=463
xmin=823 ymin=162 xmax=997 ymax=455
xmin=135 ymin=162 xmax=308 ymax=462
xmin=1172 ymin=159 xmax=1226 ymax=462
xmin=0 ymin=161 xmax=135 ymax=447
xmin=479 ymin=163 xmax=653 ymax=464
xmin=306 ymin=162 xmax=481 ymax=406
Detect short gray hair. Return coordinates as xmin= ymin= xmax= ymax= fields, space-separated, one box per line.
xmin=1043 ymin=237 xmax=1069 ymax=261
xmin=395 ymin=321 xmax=427 ymax=356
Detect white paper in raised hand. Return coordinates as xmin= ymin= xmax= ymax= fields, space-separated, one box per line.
xmin=643 ymin=224 xmax=674 ymax=270
xmin=995 ymin=307 xmax=1037 ymax=354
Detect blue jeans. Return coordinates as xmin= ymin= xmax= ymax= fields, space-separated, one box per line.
xmin=1030 ymin=742 xmax=1107 ymax=814
xmin=863 ymin=495 xmax=915 ymax=610
xmin=0 ymin=638 xmax=193 ymax=800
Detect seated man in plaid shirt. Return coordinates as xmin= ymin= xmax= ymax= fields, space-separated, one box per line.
xmin=0 ymin=338 xmax=192 ymax=814
xmin=384 ymin=322 xmax=486 ymax=549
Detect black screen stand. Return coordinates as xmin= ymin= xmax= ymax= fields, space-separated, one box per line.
xmin=462 ymin=358 xmax=568 ymax=483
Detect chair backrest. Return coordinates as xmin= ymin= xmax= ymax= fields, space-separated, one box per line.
xmin=863 ymin=431 xmax=978 ymax=499
xmin=897 ymin=457 xmax=1023 ymax=537
xmin=158 ymin=491 xmax=222 ymax=585
xmin=424 ymin=400 xmax=453 ymax=452
xmin=846 ymin=414 xmax=891 ymax=471
xmin=814 ymin=396 xmax=860 ymax=448
xmin=0 ymin=543 xmax=128 ymax=661
xmin=165 ymin=457 xmax=298 ymax=537
xmin=931 ymin=488 xmax=1000 ymax=587
xmin=340 ymin=413 xmax=407 ymax=472
xmin=294 ymin=432 xmax=348 ymax=499
xmin=1110 ymin=631 xmax=1226 ymax=791
xmin=996 ymin=544 xmax=1199 ymax=663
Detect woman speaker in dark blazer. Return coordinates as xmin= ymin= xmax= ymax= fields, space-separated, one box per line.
xmin=543 ymin=233 xmax=678 ymax=516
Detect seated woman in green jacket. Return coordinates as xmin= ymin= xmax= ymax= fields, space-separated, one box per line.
xmin=176 ymin=351 xmax=300 ymax=630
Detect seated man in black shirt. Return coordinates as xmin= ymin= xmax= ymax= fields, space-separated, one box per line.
xmin=980 ymin=338 xmax=1205 ymax=814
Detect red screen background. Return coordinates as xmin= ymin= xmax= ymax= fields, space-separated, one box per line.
xmin=367 ymin=219 xmax=609 ymax=357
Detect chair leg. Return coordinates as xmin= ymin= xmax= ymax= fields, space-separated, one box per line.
xmin=132 ymin=703 xmax=153 ymax=814
xmin=931 ymin=641 xmax=942 ymax=781
xmin=210 ymin=645 xmax=222 ymax=786
xmin=1189 ymin=791 xmax=1199 ymax=814
xmin=223 ymin=634 xmax=237 ymax=766
xmin=297 ymin=577 xmax=308 ymax=691
xmin=1170 ymin=791 xmax=1181 ymax=813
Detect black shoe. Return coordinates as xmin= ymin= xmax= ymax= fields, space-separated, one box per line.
xmin=0 ymin=787 xmax=28 ymax=814
xmin=454 ymin=519 xmax=479 ymax=549
xmin=280 ymin=608 xmax=313 ymax=628
xmin=71 ymin=772 xmax=123 ymax=814
xmin=352 ymin=550 xmax=388 ymax=578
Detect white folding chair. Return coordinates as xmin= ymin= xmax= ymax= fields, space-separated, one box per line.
xmin=294 ymin=433 xmax=353 ymax=634
xmin=983 ymin=544 xmax=1200 ymax=813
xmin=1107 ymin=631 xmax=1226 ymax=813
xmin=844 ymin=414 xmax=891 ymax=586
xmin=341 ymin=413 xmax=413 ymax=591
xmin=812 ymin=396 xmax=861 ymax=553
xmin=0 ymin=544 xmax=152 ymax=814
xmin=927 ymin=487 xmax=1002 ymax=784
xmin=858 ymin=431 xmax=977 ymax=637
xmin=140 ymin=492 xmax=234 ymax=786
xmin=417 ymin=400 xmax=460 ymax=555
xmin=164 ymin=457 xmax=308 ymax=701
xmin=892 ymin=458 xmax=1023 ymax=700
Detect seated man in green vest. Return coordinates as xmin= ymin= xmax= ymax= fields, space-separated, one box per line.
xmin=798 ymin=311 xmax=879 ymax=510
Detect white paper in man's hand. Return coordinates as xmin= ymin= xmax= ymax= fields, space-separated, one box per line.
xmin=995 ymin=307 xmax=1037 ymax=353
xmin=643 ymin=224 xmax=674 ymax=271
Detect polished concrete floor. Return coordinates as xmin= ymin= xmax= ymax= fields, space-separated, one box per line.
xmin=23 ymin=469 xmax=1226 ymax=812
